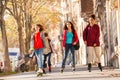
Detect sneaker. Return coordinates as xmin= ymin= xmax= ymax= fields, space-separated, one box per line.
xmin=98 ymin=63 xmax=102 ymax=72
xmin=37 ymin=68 xmax=43 ymax=73
xmin=60 ymin=68 xmax=64 ymax=73
xmin=48 ymin=66 xmax=51 ymax=73
xmin=72 ymin=67 xmax=75 ymax=71
xmin=43 ymin=69 xmax=46 ymax=74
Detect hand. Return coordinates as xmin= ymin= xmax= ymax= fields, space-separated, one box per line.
xmin=63 ymin=47 xmax=65 ymax=50
xmin=93 ymin=43 xmax=97 ymax=47
xmin=28 ymin=50 xmax=32 ymax=54
xmin=84 ymin=41 xmax=87 ymax=45
xmin=73 ymin=42 xmax=76 ymax=45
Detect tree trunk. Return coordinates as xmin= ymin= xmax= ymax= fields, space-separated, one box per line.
xmin=17 ymin=18 xmax=25 ymax=57
xmin=24 ymin=15 xmax=32 ymax=53
xmin=24 ymin=0 xmax=32 ymax=53
xmin=0 ymin=0 xmax=12 ymax=72
xmin=0 ymin=15 xmax=12 ymax=72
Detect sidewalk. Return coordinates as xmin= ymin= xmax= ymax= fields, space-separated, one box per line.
xmin=0 ymin=65 xmax=120 ymax=80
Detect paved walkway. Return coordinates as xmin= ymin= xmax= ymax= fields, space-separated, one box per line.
xmin=0 ymin=65 xmax=120 ymax=80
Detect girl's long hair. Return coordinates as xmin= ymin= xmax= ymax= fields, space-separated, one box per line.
xmin=64 ymin=21 xmax=75 ymax=32
xmin=36 ymin=24 xmax=43 ymax=32
xmin=64 ymin=21 xmax=75 ymax=38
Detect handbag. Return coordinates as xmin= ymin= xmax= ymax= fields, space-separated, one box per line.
xmin=74 ymin=40 xmax=80 ymax=50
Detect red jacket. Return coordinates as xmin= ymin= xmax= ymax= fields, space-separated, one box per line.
xmin=62 ymin=30 xmax=79 ymax=47
xmin=83 ymin=24 xmax=100 ymax=46
xmin=34 ymin=32 xmax=44 ymax=49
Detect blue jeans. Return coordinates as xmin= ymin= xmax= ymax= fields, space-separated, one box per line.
xmin=43 ymin=52 xmax=52 ymax=68
xmin=35 ymin=48 xmax=43 ymax=68
xmin=62 ymin=44 xmax=75 ymax=68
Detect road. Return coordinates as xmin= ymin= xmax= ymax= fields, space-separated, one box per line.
xmin=0 ymin=65 xmax=120 ymax=80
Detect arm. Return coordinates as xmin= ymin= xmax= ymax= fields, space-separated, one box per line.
xmin=62 ymin=30 xmax=66 ymax=47
xmin=48 ymin=39 xmax=54 ymax=53
xmin=30 ymin=33 xmax=34 ymax=50
xmin=40 ymin=31 xmax=46 ymax=48
xmin=83 ymin=26 xmax=88 ymax=42
xmin=73 ymin=31 xmax=79 ymax=44
xmin=94 ymin=25 xmax=100 ymax=46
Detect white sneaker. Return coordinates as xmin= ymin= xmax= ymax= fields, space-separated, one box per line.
xmin=36 ymin=69 xmax=43 ymax=77
xmin=37 ymin=69 xmax=43 ymax=73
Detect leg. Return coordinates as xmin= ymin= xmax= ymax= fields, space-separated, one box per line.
xmin=61 ymin=44 xmax=69 ymax=72
xmin=94 ymin=47 xmax=102 ymax=71
xmin=87 ymin=47 xmax=94 ymax=72
xmin=35 ymin=49 xmax=43 ymax=73
xmin=43 ymin=54 xmax=47 ymax=74
xmin=70 ymin=45 xmax=75 ymax=71
xmin=48 ymin=52 xmax=52 ymax=67
xmin=94 ymin=47 xmax=101 ymax=63
xmin=48 ymin=52 xmax=52 ymax=72
xmin=43 ymin=54 xmax=47 ymax=68
xmin=61 ymin=44 xmax=69 ymax=68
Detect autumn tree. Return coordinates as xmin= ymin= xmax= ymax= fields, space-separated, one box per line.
xmin=0 ymin=0 xmax=12 ymax=72
xmin=6 ymin=0 xmax=61 ymax=55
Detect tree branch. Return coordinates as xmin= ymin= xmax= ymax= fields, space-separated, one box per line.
xmin=6 ymin=7 xmax=16 ymax=19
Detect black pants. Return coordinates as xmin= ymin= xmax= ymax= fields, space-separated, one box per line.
xmin=43 ymin=52 xmax=52 ymax=68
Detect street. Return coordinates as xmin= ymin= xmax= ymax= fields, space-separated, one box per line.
xmin=0 ymin=65 xmax=120 ymax=80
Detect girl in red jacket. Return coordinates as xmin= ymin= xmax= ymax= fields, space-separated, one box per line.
xmin=61 ymin=21 xmax=79 ymax=73
xmin=30 ymin=24 xmax=44 ymax=76
xmin=83 ymin=14 xmax=102 ymax=72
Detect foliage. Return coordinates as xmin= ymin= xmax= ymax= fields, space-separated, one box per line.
xmin=4 ymin=14 xmax=19 ymax=47
xmin=3 ymin=0 xmax=62 ymax=48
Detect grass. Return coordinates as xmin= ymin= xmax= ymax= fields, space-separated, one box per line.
xmin=0 ymin=72 xmax=18 ymax=77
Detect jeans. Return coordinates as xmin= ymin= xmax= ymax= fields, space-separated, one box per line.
xmin=43 ymin=52 xmax=52 ymax=68
xmin=35 ymin=48 xmax=43 ymax=68
xmin=62 ymin=44 xmax=75 ymax=68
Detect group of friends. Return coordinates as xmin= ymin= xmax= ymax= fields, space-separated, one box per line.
xmin=29 ymin=14 xmax=103 ymax=76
